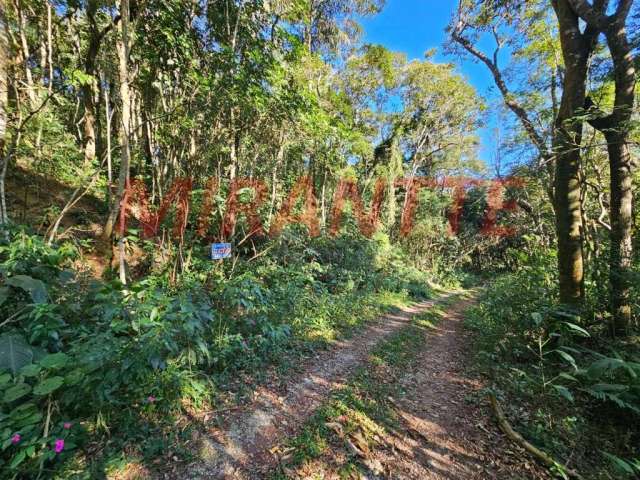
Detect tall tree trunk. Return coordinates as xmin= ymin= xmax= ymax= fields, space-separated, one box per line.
xmin=103 ymin=0 xmax=131 ymax=253
xmin=81 ymin=19 xmax=100 ymax=166
xmin=0 ymin=3 xmax=10 ymax=225
xmin=607 ymin=130 xmax=633 ymax=333
xmin=15 ymin=0 xmax=36 ymax=108
xmin=82 ymin=82 xmax=97 ymax=166
xmin=268 ymin=140 xmax=285 ymax=223
xmin=568 ymin=0 xmax=636 ymax=334
xmin=551 ymin=0 xmax=600 ymax=306
xmin=102 ymin=71 xmax=113 ymax=206
xmin=605 ymin=18 xmax=635 ymax=336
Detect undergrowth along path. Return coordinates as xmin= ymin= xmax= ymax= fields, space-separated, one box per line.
xmin=179 ymin=292 xmax=457 ymax=479
xmin=273 ymin=290 xmax=551 ymax=480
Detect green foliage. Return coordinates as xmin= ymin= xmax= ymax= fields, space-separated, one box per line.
xmin=603 ymin=453 xmax=640 ymax=478
xmin=467 ymin=241 xmax=640 ymax=477
xmin=0 ymin=225 xmax=435 ymax=477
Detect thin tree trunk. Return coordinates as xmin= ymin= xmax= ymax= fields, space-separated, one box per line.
xmin=607 ymin=131 xmax=633 ymax=333
xmin=103 ymin=0 xmax=131 ymax=278
xmin=0 ymin=3 xmax=10 ymax=225
xmin=15 ymin=0 xmax=36 ymax=107
xmin=604 ymin=20 xmax=635 ymax=335
xmin=46 ymin=2 xmax=53 ymax=95
xmin=268 ymin=131 xmax=286 ymax=222
xmin=102 ymin=71 xmax=113 ymax=206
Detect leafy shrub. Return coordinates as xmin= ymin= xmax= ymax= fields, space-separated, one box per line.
xmin=467 ymin=240 xmax=640 ymax=476
xmin=0 ymin=224 xmax=434 ymax=477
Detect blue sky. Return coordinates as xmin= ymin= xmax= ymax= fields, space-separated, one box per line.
xmin=361 ymin=1 xmax=501 ymax=170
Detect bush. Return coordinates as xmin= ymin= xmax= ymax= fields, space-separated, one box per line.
xmin=0 ymin=225 xmax=434 ymax=477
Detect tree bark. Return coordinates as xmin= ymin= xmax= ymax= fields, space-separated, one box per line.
xmin=15 ymin=0 xmax=36 ymax=108
xmin=0 ymin=2 xmax=10 ymax=225
xmin=568 ymin=0 xmax=636 ymax=334
xmin=550 ymin=0 xmax=601 ymax=306
xmin=607 ymin=130 xmax=633 ymax=334
xmin=103 ymin=0 xmax=131 ymax=252
xmin=81 ymin=2 xmax=109 ymax=166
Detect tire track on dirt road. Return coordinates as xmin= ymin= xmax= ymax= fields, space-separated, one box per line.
xmin=177 ymin=292 xmax=458 ymax=479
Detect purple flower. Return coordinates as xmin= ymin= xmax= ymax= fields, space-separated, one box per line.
xmin=11 ymin=434 xmax=21 ymax=445
xmin=63 ymin=422 xmax=72 ymax=430
xmin=147 ymin=395 xmax=156 ymax=404
xmin=54 ymin=439 xmax=65 ymax=453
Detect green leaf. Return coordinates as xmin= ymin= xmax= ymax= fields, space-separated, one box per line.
xmin=15 ymin=412 xmax=42 ymax=428
xmin=556 ymin=350 xmax=578 ymax=371
xmin=562 ymin=322 xmax=590 ymax=337
xmin=19 ymin=364 xmax=41 ymax=378
xmin=558 ymin=372 xmax=578 ymax=382
xmin=0 ymin=287 xmax=9 ymax=307
xmin=9 ymin=449 xmax=26 ymax=469
xmin=64 ymin=369 xmax=83 ymax=386
xmin=38 ymin=353 xmax=69 ymax=370
xmin=589 ymin=383 xmax=628 ymax=393
xmin=33 ymin=376 xmax=64 ymax=396
xmin=552 ymin=384 xmax=574 ymax=402
xmin=0 ymin=335 xmax=34 ymax=375
xmin=530 ymin=312 xmax=543 ymax=325
xmin=6 ymin=275 xmax=47 ymax=303
xmin=0 ymin=373 xmax=11 ymax=387
xmin=3 ymin=383 xmax=32 ymax=403
xmin=602 ymin=452 xmax=639 ymax=474
xmin=587 ymin=358 xmax=625 ymax=378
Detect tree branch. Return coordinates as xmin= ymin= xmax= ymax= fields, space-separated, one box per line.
xmin=568 ymin=0 xmax=632 ymax=31
xmin=567 ymin=0 xmax=609 ymax=30
xmin=450 ymin=25 xmax=549 ymax=159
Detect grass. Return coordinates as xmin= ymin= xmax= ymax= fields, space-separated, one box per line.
xmin=270 ymin=292 xmax=456 ymax=479
xmin=84 ymin=289 xmax=423 ymax=479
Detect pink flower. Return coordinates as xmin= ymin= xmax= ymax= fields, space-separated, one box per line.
xmin=63 ymin=422 xmax=72 ymax=430
xmin=147 ymin=395 xmax=156 ymax=404
xmin=11 ymin=434 xmax=21 ymax=445
xmin=54 ymin=439 xmax=64 ymax=453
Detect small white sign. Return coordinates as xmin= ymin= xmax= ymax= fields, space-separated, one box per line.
xmin=210 ymin=243 xmax=232 ymax=260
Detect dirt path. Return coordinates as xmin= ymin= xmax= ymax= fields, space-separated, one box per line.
xmin=174 ymin=292 xmax=550 ymax=479
xmin=359 ymin=294 xmax=551 ymax=479
xmin=180 ymin=295 xmax=454 ymax=479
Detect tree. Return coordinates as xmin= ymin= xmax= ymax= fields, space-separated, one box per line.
xmin=0 ymin=2 xmax=9 ymax=225
xmin=549 ymin=0 xmax=605 ymax=305
xmin=569 ymin=0 xmax=637 ymax=335
xmin=102 ymin=0 xmax=132 ymax=284
xmin=450 ymin=0 xmax=605 ymax=307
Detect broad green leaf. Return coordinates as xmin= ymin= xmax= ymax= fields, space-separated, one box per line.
xmin=0 ymin=335 xmax=34 ymax=375
xmin=15 ymin=412 xmax=43 ymax=428
xmin=9 ymin=449 xmax=26 ymax=469
xmin=19 ymin=364 xmax=41 ymax=378
xmin=3 ymin=383 xmax=32 ymax=403
xmin=0 ymin=287 xmax=9 ymax=307
xmin=6 ymin=275 xmax=47 ymax=304
xmin=33 ymin=376 xmax=64 ymax=396
xmin=39 ymin=353 xmax=70 ymax=370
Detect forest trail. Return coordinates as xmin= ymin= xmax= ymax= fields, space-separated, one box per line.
xmin=176 ymin=291 xmax=549 ymax=480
